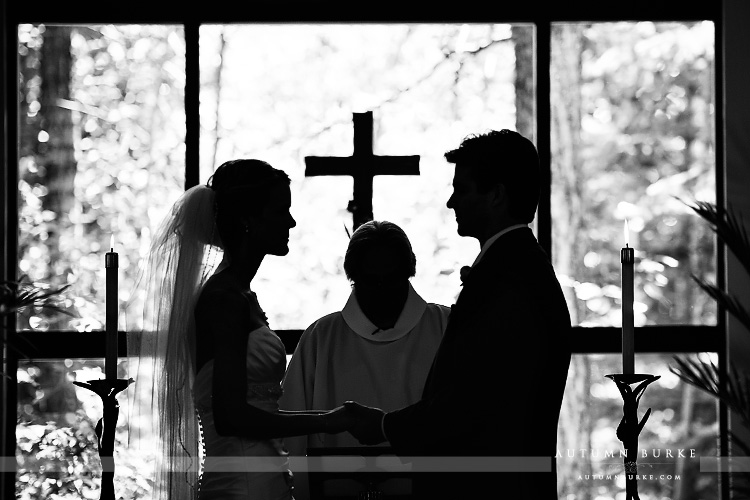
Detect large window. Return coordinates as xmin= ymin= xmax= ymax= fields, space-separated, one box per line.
xmin=550 ymin=22 xmax=716 ymax=329
xmin=17 ymin=24 xmax=186 ymax=332
xmin=14 ymin=24 xmax=185 ymax=500
xmin=551 ymin=22 xmax=718 ymax=498
xmin=199 ymin=23 xmax=532 ymax=328
xmin=9 ymin=14 xmax=721 ymax=500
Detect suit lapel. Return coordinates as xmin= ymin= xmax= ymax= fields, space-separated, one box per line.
xmin=421 ymin=228 xmax=537 ymax=397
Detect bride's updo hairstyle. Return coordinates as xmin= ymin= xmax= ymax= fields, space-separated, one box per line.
xmin=207 ymin=159 xmax=291 ymax=251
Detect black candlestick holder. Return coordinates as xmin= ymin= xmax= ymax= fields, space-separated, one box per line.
xmin=604 ymin=373 xmax=660 ymax=500
xmin=73 ymin=378 xmax=134 ymax=500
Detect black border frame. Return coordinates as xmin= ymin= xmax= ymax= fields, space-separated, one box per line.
xmin=2 ymin=1 xmax=727 ymax=498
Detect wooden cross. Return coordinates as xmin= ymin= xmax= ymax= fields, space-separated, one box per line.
xmin=305 ymin=111 xmax=420 ymax=230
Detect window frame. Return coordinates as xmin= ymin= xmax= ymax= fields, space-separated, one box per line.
xmin=2 ymin=2 xmax=727 ymax=499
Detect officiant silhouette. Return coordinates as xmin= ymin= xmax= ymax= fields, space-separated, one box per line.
xmin=280 ymin=220 xmax=449 ymax=499
xmin=345 ymin=129 xmax=573 ymax=499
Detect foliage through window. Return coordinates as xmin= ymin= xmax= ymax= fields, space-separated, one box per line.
xmin=550 ymin=22 xmax=716 ymax=328
xmin=14 ymin=20 xmax=718 ymax=500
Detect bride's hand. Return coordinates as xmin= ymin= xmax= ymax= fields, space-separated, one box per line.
xmin=322 ymin=405 xmax=356 ymax=434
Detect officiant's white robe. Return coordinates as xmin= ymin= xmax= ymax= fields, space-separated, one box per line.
xmin=279 ymin=282 xmax=449 ymax=453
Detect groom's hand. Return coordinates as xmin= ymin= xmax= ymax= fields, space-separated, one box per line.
xmin=323 ymin=405 xmax=357 ymax=434
xmin=343 ymin=401 xmax=387 ymax=445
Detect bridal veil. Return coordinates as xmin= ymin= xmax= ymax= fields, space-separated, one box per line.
xmin=125 ymin=184 xmax=221 ymax=500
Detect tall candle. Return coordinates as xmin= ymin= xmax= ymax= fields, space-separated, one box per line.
xmin=621 ymin=221 xmax=635 ymax=375
xmin=105 ymin=234 xmax=119 ymax=380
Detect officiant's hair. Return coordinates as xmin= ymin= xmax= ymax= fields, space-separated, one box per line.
xmin=207 ymin=159 xmax=291 ymax=250
xmin=343 ymin=220 xmax=417 ymax=283
xmin=445 ymin=129 xmax=540 ymax=224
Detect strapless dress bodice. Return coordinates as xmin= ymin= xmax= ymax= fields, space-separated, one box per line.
xmin=193 ymin=324 xmax=292 ymax=500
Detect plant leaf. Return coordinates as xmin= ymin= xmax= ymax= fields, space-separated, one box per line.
xmin=681 ymin=199 xmax=750 ymax=277
xmin=692 ymin=275 xmax=750 ymax=333
xmin=730 ymin=429 xmax=750 ymax=456
xmin=1 ymin=280 xmax=75 ymax=317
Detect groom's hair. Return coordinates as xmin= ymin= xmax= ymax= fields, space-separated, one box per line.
xmin=445 ymin=129 xmax=540 ymax=224
xmin=343 ymin=220 xmax=417 ymax=283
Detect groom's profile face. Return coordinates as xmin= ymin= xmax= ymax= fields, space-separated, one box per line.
xmin=447 ymin=163 xmax=492 ymax=239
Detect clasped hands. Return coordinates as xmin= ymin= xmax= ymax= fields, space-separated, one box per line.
xmin=323 ymin=401 xmax=387 ymax=445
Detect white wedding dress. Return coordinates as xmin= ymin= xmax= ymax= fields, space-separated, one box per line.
xmin=193 ymin=324 xmax=294 ymax=500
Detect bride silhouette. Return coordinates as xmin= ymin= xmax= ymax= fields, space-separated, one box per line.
xmin=127 ymin=159 xmax=354 ymax=500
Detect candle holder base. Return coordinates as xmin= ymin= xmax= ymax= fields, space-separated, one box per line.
xmin=605 ymin=373 xmax=660 ymax=500
xmin=73 ymin=378 xmax=134 ymax=500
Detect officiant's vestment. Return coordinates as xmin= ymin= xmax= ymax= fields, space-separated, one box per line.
xmin=279 ymin=282 xmax=449 ymax=452
xmin=383 ymin=226 xmax=572 ymax=499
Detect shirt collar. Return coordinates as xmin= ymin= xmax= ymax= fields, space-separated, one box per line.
xmin=470 ymin=224 xmax=528 ymax=267
xmin=341 ymin=282 xmax=427 ymax=342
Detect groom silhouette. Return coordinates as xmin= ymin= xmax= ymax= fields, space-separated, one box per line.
xmin=345 ymin=129 xmax=572 ymax=499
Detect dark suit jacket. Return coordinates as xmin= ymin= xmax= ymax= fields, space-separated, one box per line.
xmin=383 ymin=227 xmax=572 ymax=499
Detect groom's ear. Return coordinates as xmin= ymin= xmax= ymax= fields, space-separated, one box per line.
xmin=489 ymin=183 xmax=507 ymax=208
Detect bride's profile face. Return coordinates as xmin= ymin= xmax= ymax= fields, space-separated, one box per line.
xmin=251 ymin=183 xmax=296 ymax=257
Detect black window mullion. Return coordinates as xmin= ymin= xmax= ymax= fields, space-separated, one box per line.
xmin=713 ymin=12 xmax=730 ymax=499
xmin=536 ymin=19 xmax=552 ymax=257
xmin=14 ymin=329 xmax=306 ymax=358
xmin=11 ymin=331 xmax=126 ymax=360
xmin=2 ymin=17 xmax=20 ymax=500
xmin=571 ymin=325 xmax=721 ymax=354
xmin=185 ymin=21 xmax=200 ymax=190
xmin=14 ymin=325 xmax=721 ymax=359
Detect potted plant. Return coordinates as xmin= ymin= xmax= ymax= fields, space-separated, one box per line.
xmin=670 ymin=200 xmax=750 ymax=497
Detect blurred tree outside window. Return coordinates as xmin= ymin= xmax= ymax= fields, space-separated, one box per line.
xmin=16 ymin=24 xmax=185 ymax=500
xmin=552 ymin=22 xmax=718 ymax=500
xmin=551 ymin=22 xmax=716 ymax=329
xmin=18 ymin=24 xmax=186 ymax=333
xmin=14 ymin=21 xmax=719 ymax=500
